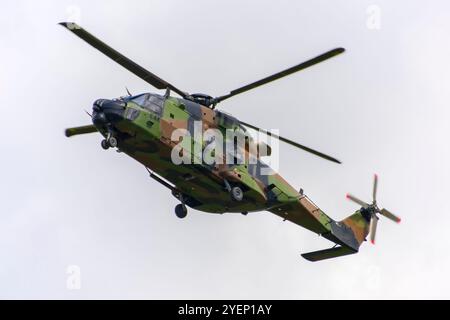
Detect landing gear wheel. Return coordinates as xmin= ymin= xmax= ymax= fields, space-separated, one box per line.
xmin=231 ymin=186 xmax=244 ymax=202
xmin=175 ymin=204 xmax=187 ymax=219
xmin=108 ymin=136 xmax=118 ymax=148
xmin=101 ymin=139 xmax=110 ymax=150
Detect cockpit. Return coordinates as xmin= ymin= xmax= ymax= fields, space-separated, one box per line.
xmin=124 ymin=93 xmax=165 ymax=116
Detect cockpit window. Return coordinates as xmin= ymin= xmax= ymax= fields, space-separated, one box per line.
xmin=129 ymin=94 xmax=146 ymax=105
xmin=124 ymin=108 xmax=140 ymax=121
xmin=129 ymin=94 xmax=164 ymax=116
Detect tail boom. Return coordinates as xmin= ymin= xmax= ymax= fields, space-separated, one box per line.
xmin=270 ymin=195 xmax=371 ymax=261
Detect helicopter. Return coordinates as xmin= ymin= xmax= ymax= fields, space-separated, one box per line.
xmin=60 ymin=22 xmax=400 ymax=261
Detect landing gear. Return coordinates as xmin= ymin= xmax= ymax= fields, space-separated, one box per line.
xmin=173 ymin=192 xmax=188 ymax=219
xmin=231 ymin=186 xmax=244 ymax=202
xmin=171 ymin=190 xmax=189 ymax=219
xmin=224 ymin=179 xmax=244 ymax=202
xmin=175 ymin=203 xmax=187 ymax=219
xmin=101 ymin=132 xmax=118 ymax=150
xmin=101 ymin=139 xmax=109 ymax=150
xmin=108 ymin=136 xmax=118 ymax=148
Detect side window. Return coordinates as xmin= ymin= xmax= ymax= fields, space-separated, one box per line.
xmin=131 ymin=94 xmax=164 ymax=117
xmin=124 ymin=107 xmax=140 ymax=120
xmin=143 ymin=95 xmax=164 ymax=116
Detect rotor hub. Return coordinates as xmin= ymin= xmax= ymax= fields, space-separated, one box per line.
xmin=189 ymin=93 xmax=216 ymax=108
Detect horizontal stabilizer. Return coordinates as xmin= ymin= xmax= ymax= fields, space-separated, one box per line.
xmin=301 ymin=246 xmax=357 ymax=262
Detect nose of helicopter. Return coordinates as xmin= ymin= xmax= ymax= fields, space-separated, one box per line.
xmin=92 ymin=99 xmax=126 ymax=125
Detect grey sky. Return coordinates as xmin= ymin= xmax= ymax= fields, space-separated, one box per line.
xmin=1 ymin=0 xmax=450 ymax=299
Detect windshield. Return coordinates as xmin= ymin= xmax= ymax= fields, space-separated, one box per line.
xmin=128 ymin=93 xmax=164 ymax=116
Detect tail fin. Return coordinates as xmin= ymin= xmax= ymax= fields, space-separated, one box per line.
xmin=322 ymin=210 xmax=371 ymax=252
xmin=340 ymin=210 xmax=371 ymax=248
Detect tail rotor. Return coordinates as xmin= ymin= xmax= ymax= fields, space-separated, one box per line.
xmin=346 ymin=174 xmax=400 ymax=245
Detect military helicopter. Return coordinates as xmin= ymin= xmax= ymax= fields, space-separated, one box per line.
xmin=61 ymin=22 xmax=400 ymax=261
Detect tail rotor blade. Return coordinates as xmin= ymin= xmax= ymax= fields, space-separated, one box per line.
xmin=373 ymin=174 xmax=378 ymax=203
xmin=346 ymin=194 xmax=369 ymax=208
xmin=370 ymin=216 xmax=378 ymax=244
xmin=380 ymin=209 xmax=401 ymax=223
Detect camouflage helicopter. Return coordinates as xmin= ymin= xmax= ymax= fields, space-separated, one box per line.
xmin=61 ymin=22 xmax=400 ymax=261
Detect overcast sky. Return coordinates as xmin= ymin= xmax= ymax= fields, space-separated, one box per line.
xmin=1 ymin=0 xmax=450 ymax=299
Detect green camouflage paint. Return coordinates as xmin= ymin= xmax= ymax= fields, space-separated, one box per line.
xmin=61 ymin=22 xmax=374 ymax=261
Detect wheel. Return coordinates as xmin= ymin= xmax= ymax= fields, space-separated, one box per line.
xmin=231 ymin=186 xmax=244 ymax=202
xmin=241 ymin=212 xmax=248 ymax=216
xmin=101 ymin=139 xmax=109 ymax=150
xmin=175 ymin=204 xmax=187 ymax=219
xmin=108 ymin=136 xmax=118 ymax=148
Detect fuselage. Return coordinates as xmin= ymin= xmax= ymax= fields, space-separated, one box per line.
xmin=91 ymin=92 xmax=301 ymax=214
xmin=59 ymin=22 xmax=377 ymax=259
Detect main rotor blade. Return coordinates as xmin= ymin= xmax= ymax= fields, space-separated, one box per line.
xmin=373 ymin=174 xmax=378 ymax=203
xmin=240 ymin=120 xmax=341 ymax=164
xmin=215 ymin=48 xmax=345 ymax=103
xmin=370 ymin=216 xmax=378 ymax=244
xmin=380 ymin=209 xmax=401 ymax=223
xmin=59 ymin=22 xmax=188 ymax=98
xmin=65 ymin=124 xmax=97 ymax=137
xmin=346 ymin=194 xmax=369 ymax=208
